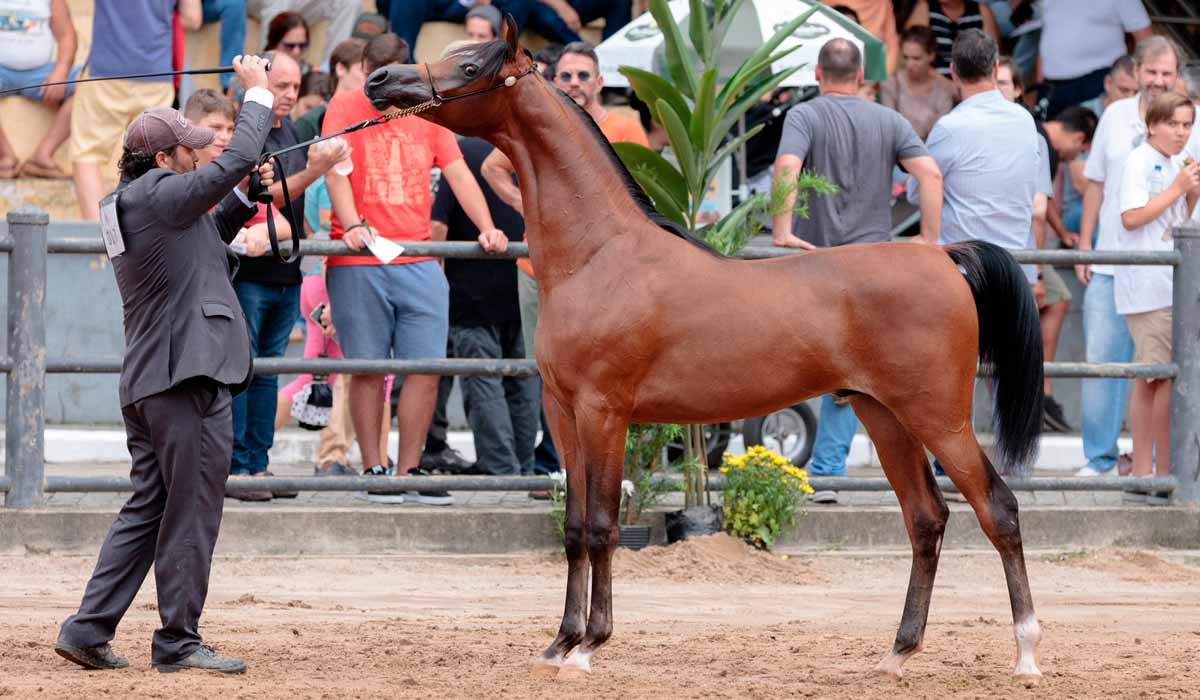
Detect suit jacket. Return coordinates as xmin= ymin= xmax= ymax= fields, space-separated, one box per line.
xmin=111 ymin=100 xmax=273 ymax=407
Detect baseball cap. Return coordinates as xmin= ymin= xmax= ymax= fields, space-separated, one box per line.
xmin=124 ymin=108 xmax=215 ymax=154
xmin=466 ymin=5 xmax=502 ymax=37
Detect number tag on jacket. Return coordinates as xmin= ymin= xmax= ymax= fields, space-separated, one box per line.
xmin=99 ymin=193 xmax=125 ymax=258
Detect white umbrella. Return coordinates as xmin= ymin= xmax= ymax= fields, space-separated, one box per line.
xmin=596 ymin=0 xmax=887 ymax=89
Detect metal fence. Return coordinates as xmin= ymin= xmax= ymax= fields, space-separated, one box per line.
xmin=2 ymin=208 xmax=1197 ymax=505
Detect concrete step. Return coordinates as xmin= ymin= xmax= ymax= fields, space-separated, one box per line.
xmin=4 ymin=502 xmax=1197 ymax=556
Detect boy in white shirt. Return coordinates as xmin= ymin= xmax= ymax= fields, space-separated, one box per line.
xmin=1116 ymin=93 xmax=1200 ymax=504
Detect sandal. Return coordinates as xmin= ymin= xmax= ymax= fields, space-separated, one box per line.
xmin=0 ymin=159 xmax=16 ymax=179
xmin=17 ymin=159 xmax=70 ymax=180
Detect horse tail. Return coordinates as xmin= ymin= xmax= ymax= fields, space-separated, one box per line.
xmin=944 ymin=240 xmax=1043 ymax=476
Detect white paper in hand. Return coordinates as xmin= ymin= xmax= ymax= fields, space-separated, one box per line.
xmin=366 ymin=235 xmax=405 ymax=264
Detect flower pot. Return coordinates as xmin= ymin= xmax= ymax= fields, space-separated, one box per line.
xmin=618 ymin=525 xmax=651 ymax=550
xmin=664 ymin=505 xmax=723 ymax=544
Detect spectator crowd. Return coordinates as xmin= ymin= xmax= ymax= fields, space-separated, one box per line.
xmin=1 ymin=1 xmax=1197 ymax=506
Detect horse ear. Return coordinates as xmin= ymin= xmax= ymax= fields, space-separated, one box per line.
xmin=502 ymin=13 xmax=520 ymax=58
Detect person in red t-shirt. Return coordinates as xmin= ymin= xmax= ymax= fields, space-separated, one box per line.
xmin=323 ymin=33 xmax=507 ymax=505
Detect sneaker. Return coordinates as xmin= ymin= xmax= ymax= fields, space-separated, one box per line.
xmin=1042 ymin=395 xmax=1073 ymax=432
xmin=1122 ymin=489 xmax=1149 ymax=504
xmin=313 ymin=462 xmax=356 ymax=476
xmin=263 ymin=470 xmax=297 ymax=499
xmin=1075 ymin=466 xmax=1109 ymax=477
xmin=810 ymin=489 xmax=840 ymax=505
xmin=54 ymin=639 xmax=129 ymax=670
xmin=1146 ymin=491 xmax=1172 ymax=507
xmin=419 ymin=447 xmax=475 ymax=475
xmin=402 ymin=466 xmax=454 ymax=506
xmin=153 ymin=644 xmax=246 ymax=674
xmin=360 ymin=464 xmax=405 ymax=504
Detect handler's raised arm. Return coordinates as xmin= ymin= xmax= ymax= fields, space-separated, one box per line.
xmin=145 ymin=55 xmax=274 ymax=224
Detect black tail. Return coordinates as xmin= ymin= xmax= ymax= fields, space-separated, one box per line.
xmin=945 ymin=241 xmax=1043 ymax=476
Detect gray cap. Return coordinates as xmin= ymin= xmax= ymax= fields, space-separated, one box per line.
xmin=124 ymin=108 xmax=214 ymax=154
xmin=465 ymin=5 xmax=502 ymax=38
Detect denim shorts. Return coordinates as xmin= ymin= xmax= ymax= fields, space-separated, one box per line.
xmin=0 ymin=63 xmax=82 ymax=99
xmin=325 ymin=261 xmax=449 ymax=361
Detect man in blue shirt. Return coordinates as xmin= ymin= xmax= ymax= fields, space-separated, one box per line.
xmin=908 ymin=29 xmax=1042 ymax=288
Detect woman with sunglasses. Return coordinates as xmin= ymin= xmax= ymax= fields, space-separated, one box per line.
xmin=226 ymin=11 xmax=313 ymax=103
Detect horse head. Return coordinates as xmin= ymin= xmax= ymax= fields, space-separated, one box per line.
xmin=365 ymin=14 xmax=534 ymax=137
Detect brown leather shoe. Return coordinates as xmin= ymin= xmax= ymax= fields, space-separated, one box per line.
xmin=225 ymin=476 xmax=272 ymax=502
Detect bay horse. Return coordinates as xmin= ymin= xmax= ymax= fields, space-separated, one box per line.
xmin=366 ymin=17 xmax=1045 ymax=683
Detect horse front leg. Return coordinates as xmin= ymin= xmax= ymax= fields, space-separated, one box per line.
xmin=557 ymin=403 xmax=629 ymax=680
xmin=532 ymin=391 xmax=588 ymax=676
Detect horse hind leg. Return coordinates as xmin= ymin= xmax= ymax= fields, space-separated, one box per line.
xmin=532 ymin=391 xmax=588 ymax=677
xmin=921 ymin=429 xmax=1042 ymax=682
xmin=849 ymin=396 xmax=949 ymax=679
xmin=556 ymin=404 xmax=629 ymax=680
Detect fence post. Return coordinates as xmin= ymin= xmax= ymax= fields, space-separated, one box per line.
xmin=1170 ymin=225 xmax=1200 ymax=505
xmin=4 ymin=207 xmax=47 ymax=508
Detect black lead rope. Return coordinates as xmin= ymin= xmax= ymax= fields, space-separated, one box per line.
xmin=0 ymin=64 xmax=268 ymax=96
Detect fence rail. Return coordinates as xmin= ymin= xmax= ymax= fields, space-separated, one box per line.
xmin=2 ymin=211 xmax=1199 ymax=507
xmin=6 ymin=474 xmax=1179 ymax=495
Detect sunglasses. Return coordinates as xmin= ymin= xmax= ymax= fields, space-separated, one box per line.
xmin=557 ymin=70 xmax=592 ymax=83
xmin=282 ymin=41 xmax=309 ymax=51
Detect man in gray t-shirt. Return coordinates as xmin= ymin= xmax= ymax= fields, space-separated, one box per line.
xmin=767 ymin=39 xmax=943 ymax=504
xmin=772 ymin=39 xmax=943 ymax=249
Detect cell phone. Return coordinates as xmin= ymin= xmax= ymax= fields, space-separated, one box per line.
xmin=310 ymin=303 xmax=326 ymax=325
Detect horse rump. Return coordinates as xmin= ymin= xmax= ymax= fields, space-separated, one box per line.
xmin=944 ymin=240 xmax=1043 ymax=475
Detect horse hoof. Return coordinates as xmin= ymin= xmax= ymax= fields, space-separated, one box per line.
xmin=555 ymin=650 xmax=592 ymax=681
xmin=1013 ymin=672 xmax=1042 ymax=688
xmin=874 ymin=652 xmax=909 ymax=680
xmin=530 ymin=657 xmax=562 ymax=679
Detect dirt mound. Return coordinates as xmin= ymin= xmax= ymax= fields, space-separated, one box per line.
xmin=612 ymin=533 xmax=814 ymax=585
xmin=1043 ymin=548 xmax=1200 ymax=583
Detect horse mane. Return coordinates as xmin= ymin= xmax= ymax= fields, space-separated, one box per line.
xmin=462 ymin=39 xmax=721 ymax=257
xmin=547 ymin=86 xmax=721 ymax=257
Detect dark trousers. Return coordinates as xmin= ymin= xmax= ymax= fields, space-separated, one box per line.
xmin=1043 ymin=66 xmax=1107 ymax=119
xmin=231 ymin=280 xmax=299 ymax=475
xmin=450 ymin=322 xmax=538 ymax=475
xmin=59 ymin=378 xmax=233 ymax=664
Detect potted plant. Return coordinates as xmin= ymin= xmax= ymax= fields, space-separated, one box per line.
xmin=720 ymin=445 xmax=814 ymax=550
xmin=614 ymin=0 xmax=836 ymax=540
xmin=619 ymin=424 xmax=681 ymax=549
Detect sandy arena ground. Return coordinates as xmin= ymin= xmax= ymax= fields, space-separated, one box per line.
xmin=3 ymin=536 xmax=1199 ymax=698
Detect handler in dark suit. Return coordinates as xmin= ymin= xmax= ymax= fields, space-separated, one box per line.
xmin=55 ymin=55 xmax=275 ymax=676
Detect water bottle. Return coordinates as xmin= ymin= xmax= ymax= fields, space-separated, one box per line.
xmin=1148 ymin=164 xmax=1164 ymax=197
xmin=321 ymin=137 xmax=353 ymax=177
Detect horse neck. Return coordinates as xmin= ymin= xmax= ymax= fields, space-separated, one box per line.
xmin=491 ymin=80 xmax=648 ymax=288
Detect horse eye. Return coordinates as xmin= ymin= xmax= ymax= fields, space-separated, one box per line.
xmin=464 ymin=64 xmax=479 ymax=77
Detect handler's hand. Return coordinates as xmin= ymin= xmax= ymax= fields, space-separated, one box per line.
xmin=773 ymin=232 xmax=816 ymax=250
xmin=233 ymin=54 xmax=270 ymax=92
xmin=478 ymin=228 xmax=508 ymax=253
xmin=343 ymin=223 xmax=375 ymax=251
xmin=1075 ymin=264 xmax=1091 ymax=286
xmin=256 ymin=160 xmax=275 ymax=189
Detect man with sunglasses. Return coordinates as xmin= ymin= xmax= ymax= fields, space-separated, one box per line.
xmin=480 ymin=41 xmax=648 ymax=485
